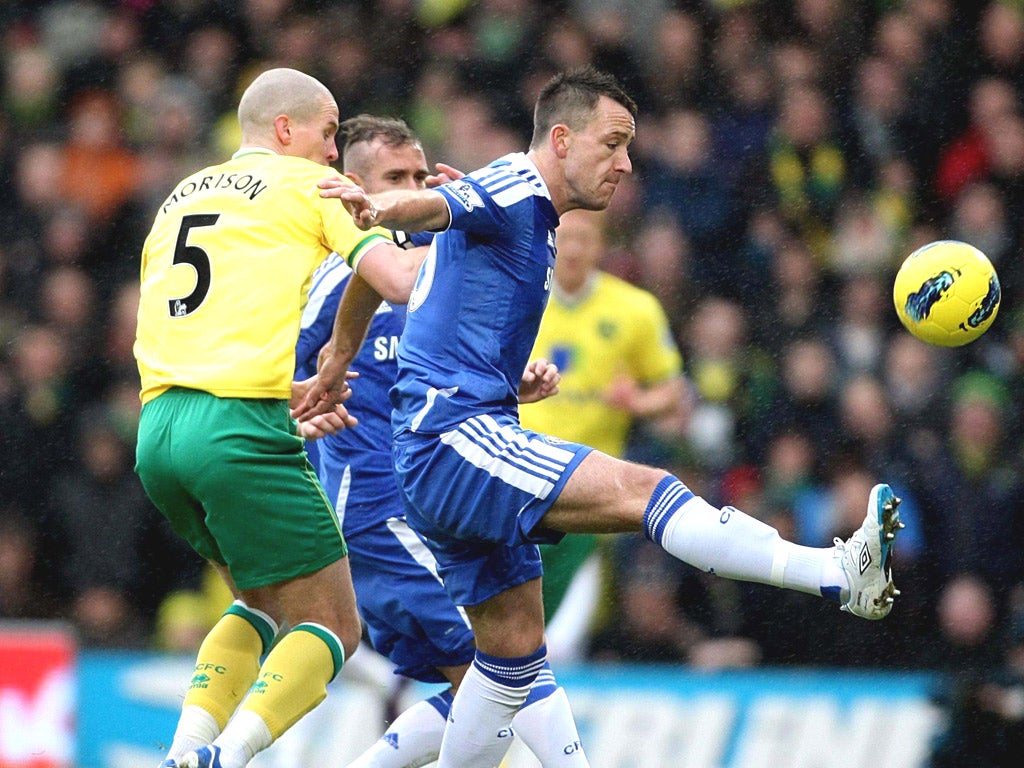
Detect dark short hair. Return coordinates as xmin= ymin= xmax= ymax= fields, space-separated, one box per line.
xmin=340 ymin=114 xmax=420 ymax=157
xmin=530 ymin=66 xmax=637 ymax=149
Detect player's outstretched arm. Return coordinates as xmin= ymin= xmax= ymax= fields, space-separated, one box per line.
xmin=291 ymin=275 xmax=382 ymax=422
xmin=319 ymin=180 xmax=451 ymax=233
xmin=519 ymin=359 xmax=561 ymax=404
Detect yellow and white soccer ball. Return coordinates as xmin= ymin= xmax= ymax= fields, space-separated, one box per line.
xmin=892 ymin=240 xmax=1001 ymax=347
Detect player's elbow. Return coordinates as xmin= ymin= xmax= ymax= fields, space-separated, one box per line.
xmin=358 ymin=247 xmax=418 ymax=303
xmin=383 ymin=253 xmax=423 ymax=303
xmin=378 ymin=284 xmax=410 ymax=304
xmin=376 ymin=268 xmax=415 ymax=303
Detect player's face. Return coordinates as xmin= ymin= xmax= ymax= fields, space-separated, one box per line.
xmin=289 ymin=97 xmax=341 ymax=166
xmin=563 ymin=95 xmax=635 ymax=211
xmin=363 ymin=142 xmax=429 ymax=193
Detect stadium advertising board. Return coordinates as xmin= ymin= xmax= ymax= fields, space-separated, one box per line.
xmin=74 ymin=654 xmax=940 ymax=768
xmin=0 ymin=623 xmax=75 ymax=768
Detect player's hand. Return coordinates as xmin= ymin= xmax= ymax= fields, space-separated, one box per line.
xmin=603 ymin=374 xmax=639 ymax=413
xmin=518 ymin=358 xmax=560 ymax=404
xmin=296 ymin=403 xmax=358 ymax=439
xmin=290 ymin=369 xmax=358 ymax=422
xmin=319 ymin=180 xmax=382 ymax=229
xmin=426 ymin=163 xmax=465 ymax=187
xmin=317 ymin=175 xmax=363 ymax=205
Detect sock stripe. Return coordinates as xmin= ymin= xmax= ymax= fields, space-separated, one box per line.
xmin=523 ymin=662 xmax=558 ymax=707
xmin=426 ymin=689 xmax=455 ymax=719
xmin=224 ymin=601 xmax=279 ymax=654
xmin=654 ymin=483 xmax=692 ymax=527
xmin=643 ymin=476 xmax=694 ymax=543
xmin=533 ymin=670 xmax=556 ymax=685
xmin=291 ymin=622 xmax=346 ymax=681
xmin=645 ymin=479 xmax=686 ymax=539
xmin=651 ymin=483 xmax=687 ymax=526
xmin=474 ymin=656 xmax=548 ymax=683
xmin=473 ymin=645 xmax=547 ymax=688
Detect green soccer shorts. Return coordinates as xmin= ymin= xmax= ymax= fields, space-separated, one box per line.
xmin=135 ymin=387 xmax=346 ymax=590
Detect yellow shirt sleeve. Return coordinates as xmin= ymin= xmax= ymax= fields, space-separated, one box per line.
xmin=629 ymin=291 xmax=683 ymax=385
xmin=315 ymin=172 xmax=392 ymax=269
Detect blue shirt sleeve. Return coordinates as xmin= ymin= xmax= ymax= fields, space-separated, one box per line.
xmin=409 ymin=231 xmax=435 ymax=248
xmin=436 ymin=175 xmax=524 ymax=237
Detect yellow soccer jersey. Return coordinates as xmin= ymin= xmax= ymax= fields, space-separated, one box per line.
xmin=521 ymin=272 xmax=681 ymax=457
xmin=135 ymin=148 xmax=390 ymax=404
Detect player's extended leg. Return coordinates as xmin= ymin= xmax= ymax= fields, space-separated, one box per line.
xmin=540 ymin=451 xmax=903 ymax=619
xmin=180 ymin=558 xmax=362 ymax=768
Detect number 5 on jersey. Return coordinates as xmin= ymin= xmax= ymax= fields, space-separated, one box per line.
xmin=168 ymin=213 xmax=219 ymax=317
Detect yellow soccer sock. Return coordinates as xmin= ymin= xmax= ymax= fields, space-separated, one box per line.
xmin=182 ymin=601 xmax=278 ymax=730
xmin=238 ymin=622 xmax=345 ymax=738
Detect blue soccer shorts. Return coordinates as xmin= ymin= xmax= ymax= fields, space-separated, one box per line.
xmin=392 ymin=412 xmax=593 ymax=607
xmin=346 ymin=517 xmax=476 ymax=683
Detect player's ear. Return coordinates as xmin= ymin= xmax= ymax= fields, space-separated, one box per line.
xmin=344 ymin=171 xmax=364 ymax=188
xmin=274 ymin=114 xmax=292 ymax=145
xmin=551 ymin=124 xmax=571 ymax=159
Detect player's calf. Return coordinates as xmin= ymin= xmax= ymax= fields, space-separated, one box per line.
xmin=642 ymin=476 xmax=903 ymax=616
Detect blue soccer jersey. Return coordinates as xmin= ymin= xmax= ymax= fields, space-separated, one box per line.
xmin=296 ymin=248 xmax=478 ymax=681
xmin=391 ymin=153 xmax=559 ymax=436
xmin=296 ymin=253 xmax=407 ymax=536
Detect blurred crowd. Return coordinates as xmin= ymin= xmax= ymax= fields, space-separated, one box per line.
xmin=3 ymin=0 xmax=1024 ymax=755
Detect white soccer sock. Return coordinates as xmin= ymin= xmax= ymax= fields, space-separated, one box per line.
xmin=167 ymin=705 xmax=221 ymax=761
xmin=211 ymin=710 xmax=272 ymax=768
xmin=347 ymin=692 xmax=451 ymax=768
xmin=513 ymin=681 xmax=588 ymax=766
xmin=645 ymin=476 xmax=841 ymax=598
xmin=437 ymin=646 xmax=546 ymax=768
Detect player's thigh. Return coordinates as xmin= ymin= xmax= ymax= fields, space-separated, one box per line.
xmin=166 ymin=389 xmax=347 ymax=592
xmin=541 ymin=450 xmax=668 ymax=533
xmin=395 ymin=414 xmax=593 ymax=547
xmin=135 ymin=391 xmax=225 ymax=565
xmin=264 ymin=556 xmax=362 ymax=655
xmin=347 ymin=518 xmax=476 ymax=683
xmin=395 ymin=415 xmax=595 ymax=609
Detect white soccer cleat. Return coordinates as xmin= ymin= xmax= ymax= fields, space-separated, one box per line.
xmin=835 ymin=483 xmax=904 ymax=620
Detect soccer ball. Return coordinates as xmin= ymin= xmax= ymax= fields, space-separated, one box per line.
xmin=892 ymin=240 xmax=1001 ymax=347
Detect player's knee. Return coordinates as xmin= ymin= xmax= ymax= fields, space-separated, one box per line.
xmin=236 ymin=597 xmax=285 ymax=630
xmin=630 ymin=464 xmax=674 ymax=503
